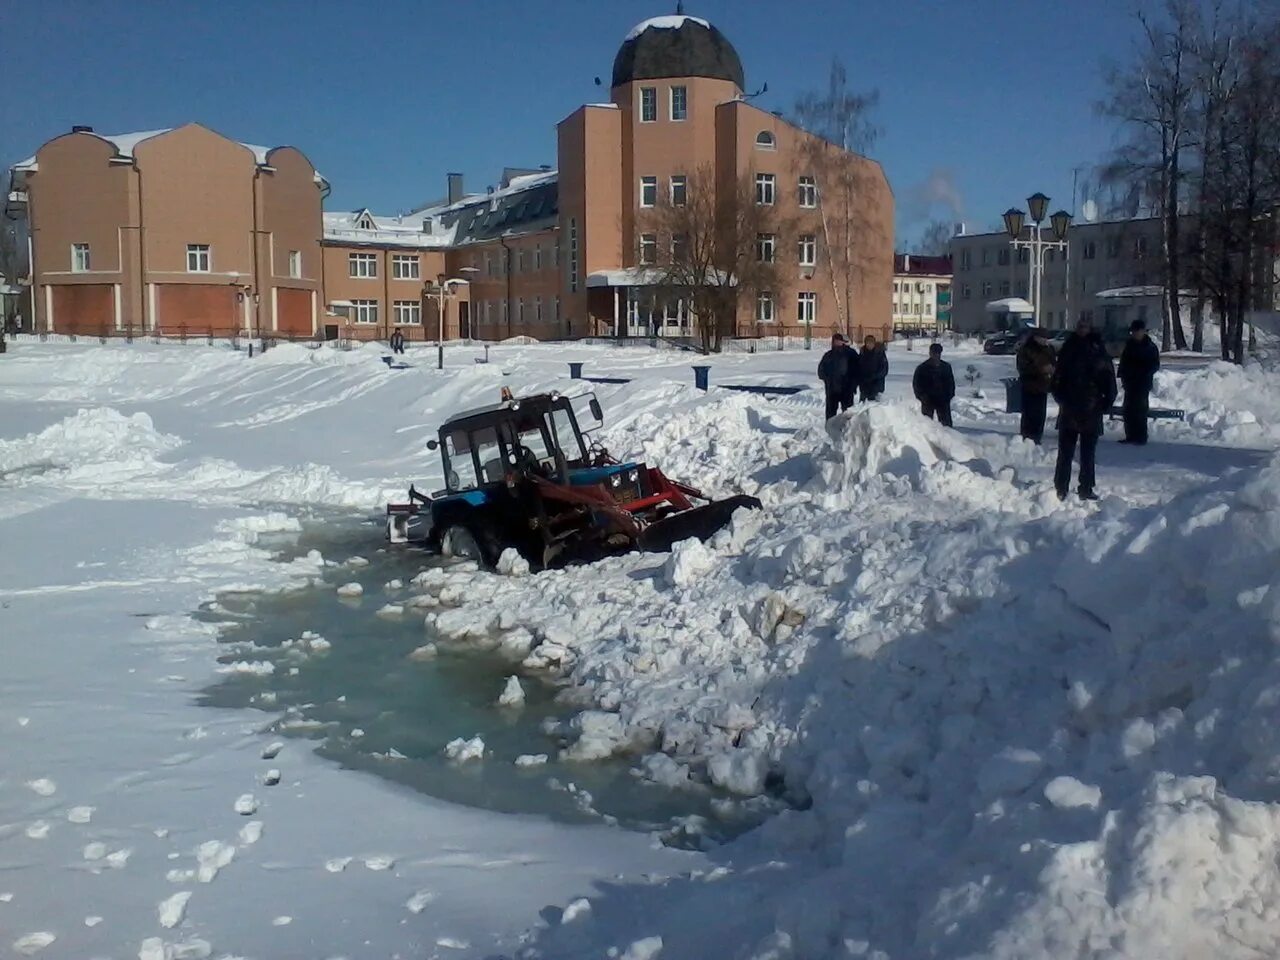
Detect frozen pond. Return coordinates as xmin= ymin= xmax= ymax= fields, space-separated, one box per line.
xmin=198 ymin=517 xmax=773 ymax=847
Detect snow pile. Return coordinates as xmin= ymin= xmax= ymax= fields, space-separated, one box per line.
xmin=0 ymin=407 xmax=182 ymax=484
xmin=1154 ymin=358 xmax=1280 ymax=443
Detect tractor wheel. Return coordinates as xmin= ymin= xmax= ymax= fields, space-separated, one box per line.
xmin=440 ymin=524 xmax=491 ymax=566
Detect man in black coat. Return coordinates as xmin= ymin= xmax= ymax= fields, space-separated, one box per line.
xmin=389 ymin=327 xmax=407 ymax=355
xmin=912 ymin=343 xmax=956 ymax=426
xmin=858 ymin=334 xmax=889 ymax=401
xmin=1051 ymin=318 xmax=1118 ymax=501
xmin=1117 ymin=319 xmax=1160 ymax=444
xmin=817 ymin=332 xmax=859 ymax=419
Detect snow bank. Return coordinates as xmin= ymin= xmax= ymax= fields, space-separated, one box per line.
xmin=1154 ymin=358 xmax=1280 ymax=443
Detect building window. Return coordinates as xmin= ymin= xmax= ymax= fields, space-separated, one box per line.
xmin=516 ymin=298 xmax=525 ymax=325
xmin=798 ymin=234 xmax=816 ymax=267
xmin=553 ymin=240 xmax=560 ymax=268
xmin=797 ymin=291 xmax=816 ymax=324
xmin=569 ymin=218 xmax=579 ymax=293
xmin=392 ymin=254 xmax=419 ymax=280
xmin=352 ymin=299 xmax=379 ymax=325
xmin=757 ymin=292 xmax=775 ymax=323
xmin=1106 ymin=237 xmax=1121 ymax=259
xmin=756 ymin=233 xmax=775 ymax=263
xmin=534 ymin=244 xmax=543 ymax=271
xmin=553 ymin=297 xmax=560 ymax=322
xmin=962 ymin=283 xmax=971 ymax=299
xmin=1016 ymin=248 xmax=1029 ymax=265
xmin=394 ymin=300 xmax=420 ymax=325
xmin=998 ymin=248 xmax=1011 ymax=266
xmin=639 ymin=233 xmax=657 ymax=265
xmin=959 ymin=250 xmax=971 ymax=270
xmin=981 ymin=248 xmax=991 ymax=267
xmin=756 ymin=131 xmax=776 ymax=150
xmin=1045 ymin=248 xmax=1056 ymax=264
xmin=670 ymin=85 xmax=688 ymax=121
xmin=517 ymin=248 xmax=530 ymax=273
xmin=355 ymin=213 xmax=375 ymax=230
xmin=287 ymin=250 xmax=302 ymax=278
xmin=926 ymin=302 xmax=933 ymax=315
xmin=798 ymin=176 xmax=817 ymax=208
xmin=1000 ymin=280 xmax=1011 ymax=296
xmin=486 ymin=251 xmax=496 ymax=277
xmin=187 ymin=244 xmax=211 ymax=273
xmin=71 ymin=243 xmax=90 ymax=273
xmin=1016 ymin=281 xmax=1027 ymax=298
xmin=981 ymin=280 xmax=993 ymax=297
xmin=348 ymin=252 xmax=377 ymax=278
xmin=1134 ymin=236 xmax=1149 ymax=259
xmin=671 ymin=175 xmax=687 ymax=206
xmin=640 ymin=176 xmax=657 ymax=207
xmin=1083 ymin=241 xmax=1097 ymax=260
xmin=756 ymin=173 xmax=776 ymax=205
xmin=672 ymin=233 xmax=689 ymax=263
xmin=640 ymin=87 xmax=657 ymax=122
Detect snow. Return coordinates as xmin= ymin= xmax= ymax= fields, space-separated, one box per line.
xmin=4 ymin=336 xmax=1280 ymax=958
xmin=624 ymin=14 xmax=712 ymax=41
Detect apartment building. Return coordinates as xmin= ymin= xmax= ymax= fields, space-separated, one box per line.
xmin=949 ymin=216 xmax=1168 ymax=335
xmin=892 ymin=253 xmax=951 ymax=334
xmin=6 ymin=124 xmax=326 ymax=337
xmin=6 ymin=12 xmax=894 ymax=344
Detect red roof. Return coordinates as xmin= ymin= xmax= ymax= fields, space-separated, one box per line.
xmin=894 ymin=253 xmax=952 ymax=276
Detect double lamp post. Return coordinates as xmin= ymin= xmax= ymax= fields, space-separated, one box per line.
xmin=426 ymin=267 xmax=476 ymax=370
xmin=1002 ymin=192 xmax=1072 ymax=328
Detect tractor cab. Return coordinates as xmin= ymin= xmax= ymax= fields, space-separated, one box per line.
xmin=386 ymin=388 xmax=760 ymax=569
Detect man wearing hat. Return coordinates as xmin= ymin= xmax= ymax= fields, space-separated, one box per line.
xmin=1118 ymin=319 xmax=1161 ymax=444
xmin=817 ymin=332 xmax=859 ymax=419
xmin=912 ymin=342 xmax=956 ymax=426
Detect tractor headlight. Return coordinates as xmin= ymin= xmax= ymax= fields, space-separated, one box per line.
xmin=627 ymin=469 xmax=639 ymax=483
xmin=609 ymin=474 xmax=622 ymax=488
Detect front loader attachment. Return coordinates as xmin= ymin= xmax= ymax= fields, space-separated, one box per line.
xmin=635 ymin=494 xmax=762 ymax=553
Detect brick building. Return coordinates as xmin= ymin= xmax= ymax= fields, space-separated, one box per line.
xmin=6 ymin=12 xmax=894 ymax=344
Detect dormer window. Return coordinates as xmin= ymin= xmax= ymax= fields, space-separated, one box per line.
xmin=755 ymin=131 xmax=776 ymax=150
xmin=422 ymin=218 xmax=433 ymax=234
xmin=355 ymin=212 xmax=375 ymax=230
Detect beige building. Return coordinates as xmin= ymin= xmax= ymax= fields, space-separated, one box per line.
xmin=6 ymin=124 xmax=327 ymax=337
xmin=892 ymin=253 xmax=951 ymax=334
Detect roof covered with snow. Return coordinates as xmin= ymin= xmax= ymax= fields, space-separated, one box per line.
xmin=612 ymin=12 xmax=743 ymax=89
xmin=11 ymin=127 xmax=326 ymax=185
xmin=325 ymin=170 xmax=559 ymax=250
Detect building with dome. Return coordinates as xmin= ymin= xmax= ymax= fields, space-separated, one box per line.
xmin=6 ymin=12 xmax=894 ymax=344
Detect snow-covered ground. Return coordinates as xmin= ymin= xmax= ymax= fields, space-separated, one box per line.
xmin=1 ymin=336 xmax=1278 ymax=959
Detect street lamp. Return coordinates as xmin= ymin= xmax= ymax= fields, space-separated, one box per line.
xmin=430 ymin=267 xmax=478 ymax=370
xmin=1002 ymin=193 xmax=1072 ymax=327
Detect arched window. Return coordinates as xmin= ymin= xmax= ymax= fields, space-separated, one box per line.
xmin=755 ymin=130 xmax=776 ymax=150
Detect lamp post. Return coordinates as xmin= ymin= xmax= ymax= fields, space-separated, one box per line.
xmin=1003 ymin=193 xmax=1072 ymax=328
xmin=430 ymin=268 xmax=477 ymax=370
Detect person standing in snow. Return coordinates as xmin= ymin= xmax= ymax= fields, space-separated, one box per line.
xmin=818 ymin=332 xmax=859 ymax=419
xmin=1051 ymin=317 xmax=1118 ymax=501
xmin=390 ymin=327 xmax=406 ymax=355
xmin=1117 ymin=319 xmax=1160 ymax=445
xmin=912 ymin=343 xmax=956 ymax=426
xmin=858 ymin=334 xmax=888 ymax=402
xmin=1015 ymin=328 xmax=1056 ymax=444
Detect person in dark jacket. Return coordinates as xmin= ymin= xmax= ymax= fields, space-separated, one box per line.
xmin=817 ymin=332 xmax=859 ymax=419
xmin=858 ymin=335 xmax=888 ymax=401
xmin=1117 ymin=319 xmax=1160 ymax=444
xmin=390 ymin=327 xmax=406 ymax=355
xmin=1015 ymin=328 xmax=1056 ymax=444
xmin=1051 ymin=318 xmax=1118 ymax=501
xmin=912 ymin=343 xmax=956 ymax=426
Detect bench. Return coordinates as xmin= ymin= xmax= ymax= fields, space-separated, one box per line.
xmin=1108 ymin=406 xmax=1185 ymax=421
xmin=719 ymin=384 xmax=808 ymax=396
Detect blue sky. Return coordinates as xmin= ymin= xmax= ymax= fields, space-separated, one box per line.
xmin=2 ymin=0 xmax=1140 ymax=247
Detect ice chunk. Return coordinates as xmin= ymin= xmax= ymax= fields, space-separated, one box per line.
xmin=1043 ymin=776 xmax=1102 ymax=810
xmin=444 ymin=736 xmax=485 ymax=762
xmin=363 ymin=855 xmax=395 ymax=871
xmin=233 ymin=794 xmax=258 ymax=815
xmin=406 ymin=889 xmax=436 ymax=914
xmin=324 ymin=856 xmax=351 ymax=873
xmin=272 ymin=916 xmax=292 ymax=926
xmin=196 ymin=839 xmax=235 ymax=882
xmin=158 ymin=890 xmax=192 ymax=928
xmin=497 ymin=676 xmax=525 ymax=707
xmin=620 ymin=935 xmax=664 ymax=960
xmin=515 ymin=754 xmax=548 ymax=767
xmin=84 ymin=916 xmax=103 ymax=927
xmin=977 ymin=747 xmax=1044 ymax=799
xmin=336 ymin=582 xmax=364 ymax=598
xmin=408 ymin=643 xmax=438 ymax=661
xmin=25 ymin=778 xmax=56 ymax=797
xmin=261 ymin=741 xmax=284 ymax=760
xmin=664 ymin=538 xmax=716 ymax=588
xmin=640 ymin=753 xmax=691 ymax=788
xmin=216 ymin=660 xmax=274 ymax=676
xmin=562 ymin=898 xmax=592 ymax=923
xmin=563 ymin=711 xmax=627 ymax=761
xmin=238 ymin=821 xmax=263 ymax=845
xmin=24 ymin=821 xmax=50 ymax=840
xmin=83 ymin=842 xmax=108 ymax=861
xmin=707 ymin=749 xmax=767 ymax=796
xmin=496 ymin=548 xmax=531 ymax=577
xmin=375 ymin=603 xmax=405 ymax=619
xmin=67 ymin=805 xmax=95 ymax=824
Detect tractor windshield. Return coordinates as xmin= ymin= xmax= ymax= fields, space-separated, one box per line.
xmin=443 ymin=426 xmax=501 ymax=491
xmin=548 ymin=402 xmax=587 ymax=465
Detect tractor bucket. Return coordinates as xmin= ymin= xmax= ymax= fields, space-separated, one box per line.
xmin=636 ymin=494 xmax=762 ymax=553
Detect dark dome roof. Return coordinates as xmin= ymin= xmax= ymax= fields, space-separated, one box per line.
xmin=611 ymin=15 xmax=744 ymax=90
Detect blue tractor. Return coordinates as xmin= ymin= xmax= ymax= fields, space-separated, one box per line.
xmin=386 ymin=389 xmax=760 ymax=569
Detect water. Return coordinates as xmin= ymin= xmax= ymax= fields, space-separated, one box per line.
xmin=198 ymin=516 xmax=773 ymax=846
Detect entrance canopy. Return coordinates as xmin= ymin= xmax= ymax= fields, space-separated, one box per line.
xmin=984 ymin=297 xmax=1034 ymax=315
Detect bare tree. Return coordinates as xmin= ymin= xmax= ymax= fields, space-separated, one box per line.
xmin=912 ymin=219 xmax=954 ymax=257
xmin=792 ymin=57 xmax=885 ymax=338
xmin=637 ymin=165 xmax=790 ymax=353
xmin=1098 ymin=0 xmax=1199 ymax=350
xmin=0 ymin=219 xmax=27 ymax=333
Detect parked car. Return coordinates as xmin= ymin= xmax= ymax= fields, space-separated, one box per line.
xmin=983 ymin=332 xmax=1021 ymax=355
